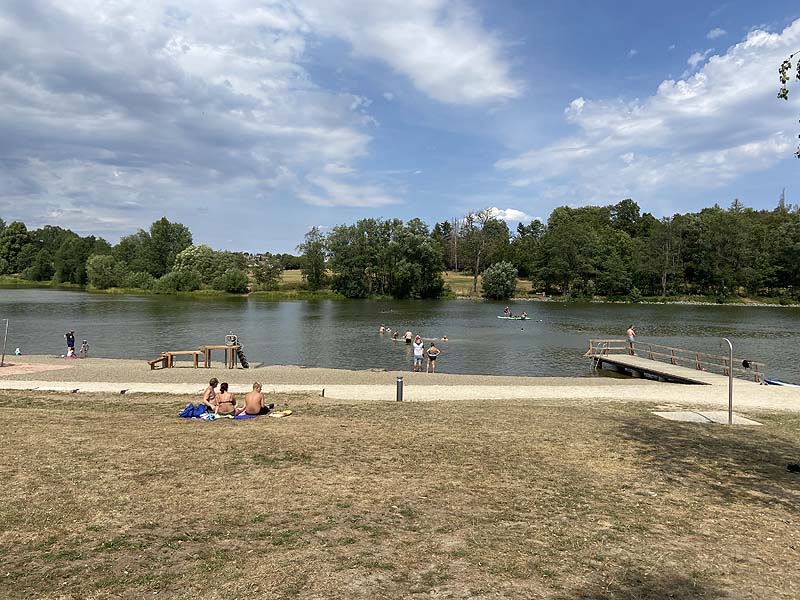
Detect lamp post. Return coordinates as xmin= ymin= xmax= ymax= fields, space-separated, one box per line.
xmin=722 ymin=338 xmax=733 ymax=425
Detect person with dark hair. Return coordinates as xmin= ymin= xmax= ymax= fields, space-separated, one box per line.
xmin=215 ymin=382 xmax=236 ymax=416
xmin=626 ymin=325 xmax=636 ymax=356
xmin=64 ymin=330 xmax=75 ymax=353
xmin=426 ymin=342 xmax=441 ymax=373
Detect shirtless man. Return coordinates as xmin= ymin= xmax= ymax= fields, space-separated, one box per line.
xmin=239 ymin=382 xmax=275 ymax=416
xmin=215 ymin=382 xmax=236 ymax=416
xmin=626 ymin=325 xmax=636 ymax=355
xmin=426 ymin=342 xmax=441 ymax=373
xmin=404 ymin=330 xmax=413 ymax=344
xmin=200 ymin=378 xmax=219 ymax=411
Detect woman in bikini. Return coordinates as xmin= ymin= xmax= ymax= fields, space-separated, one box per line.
xmin=214 ymin=382 xmax=237 ymax=416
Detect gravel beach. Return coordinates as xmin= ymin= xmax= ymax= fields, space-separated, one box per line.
xmin=1 ymin=354 xmax=799 ymax=411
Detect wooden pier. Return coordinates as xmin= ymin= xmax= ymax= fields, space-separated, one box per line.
xmin=585 ymin=339 xmax=765 ymax=386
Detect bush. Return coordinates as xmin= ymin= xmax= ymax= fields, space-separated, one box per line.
xmin=154 ymin=270 xmax=201 ymax=293
xmin=123 ymin=271 xmax=156 ymax=290
xmin=212 ymin=268 xmax=249 ymax=293
xmin=481 ymin=261 xmax=518 ymax=300
xmin=86 ymin=254 xmax=127 ymax=289
xmin=628 ymin=286 xmax=642 ymax=303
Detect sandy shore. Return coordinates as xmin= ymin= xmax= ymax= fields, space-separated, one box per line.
xmin=1 ymin=354 xmax=799 ymax=412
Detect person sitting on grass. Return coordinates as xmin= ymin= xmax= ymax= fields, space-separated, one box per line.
xmin=215 ymin=382 xmax=236 ymax=416
xmin=199 ymin=378 xmax=219 ymax=411
xmin=239 ymin=382 xmax=275 ymax=416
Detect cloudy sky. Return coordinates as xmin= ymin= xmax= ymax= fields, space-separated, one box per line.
xmin=1 ymin=1 xmax=799 ymax=252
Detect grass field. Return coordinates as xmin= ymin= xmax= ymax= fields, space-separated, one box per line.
xmin=2 ymin=391 xmax=799 ymax=599
xmin=442 ymin=272 xmax=533 ymax=297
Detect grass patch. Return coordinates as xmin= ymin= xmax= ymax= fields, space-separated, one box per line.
xmin=1 ymin=392 xmax=800 ymax=598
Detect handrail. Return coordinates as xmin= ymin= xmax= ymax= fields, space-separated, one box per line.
xmin=586 ymin=338 xmax=764 ymax=383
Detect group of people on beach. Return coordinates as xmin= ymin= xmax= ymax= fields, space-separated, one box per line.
xmin=379 ymin=325 xmax=443 ymax=373
xmin=62 ymin=330 xmax=89 ymax=359
xmin=198 ymin=378 xmax=274 ymax=416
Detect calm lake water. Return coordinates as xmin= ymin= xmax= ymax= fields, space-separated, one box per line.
xmin=1 ymin=289 xmax=799 ymax=381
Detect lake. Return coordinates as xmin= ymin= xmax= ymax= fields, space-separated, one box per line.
xmin=1 ymin=289 xmax=798 ymax=381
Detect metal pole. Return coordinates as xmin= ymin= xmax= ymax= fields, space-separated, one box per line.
xmin=0 ymin=319 xmax=7 ymax=368
xmin=722 ymin=338 xmax=733 ymax=425
xmin=396 ymin=376 xmax=403 ymax=402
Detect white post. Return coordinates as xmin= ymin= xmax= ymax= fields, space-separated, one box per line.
xmin=722 ymin=338 xmax=733 ymax=425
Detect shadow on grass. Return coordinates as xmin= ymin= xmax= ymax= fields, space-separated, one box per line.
xmin=569 ymin=568 xmax=729 ymax=600
xmin=618 ymin=416 xmax=800 ymax=512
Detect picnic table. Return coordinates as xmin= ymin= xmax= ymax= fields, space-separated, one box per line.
xmin=200 ymin=345 xmax=241 ymax=369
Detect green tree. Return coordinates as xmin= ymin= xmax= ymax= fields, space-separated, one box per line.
xmin=481 ymin=260 xmax=518 ymax=300
xmin=251 ymin=254 xmax=284 ymax=290
xmin=146 ymin=217 xmax=193 ymax=277
xmin=212 ymin=268 xmax=249 ymax=293
xmin=173 ymin=245 xmax=222 ymax=284
xmin=0 ymin=221 xmax=33 ymax=274
xmin=86 ymin=254 xmax=127 ymax=289
xmin=298 ymin=226 xmax=328 ymax=291
xmin=153 ymin=270 xmax=201 ymax=293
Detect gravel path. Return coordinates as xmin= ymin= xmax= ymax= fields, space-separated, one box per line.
xmin=1 ymin=355 xmax=799 ymax=412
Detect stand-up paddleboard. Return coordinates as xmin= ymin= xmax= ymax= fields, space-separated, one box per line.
xmin=764 ymin=379 xmax=800 ymax=387
xmin=497 ymin=316 xmax=530 ymax=320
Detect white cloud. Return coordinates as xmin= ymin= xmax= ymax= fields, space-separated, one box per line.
xmin=490 ymin=207 xmax=533 ymax=223
xmin=687 ymin=48 xmax=714 ymax=69
xmin=295 ymin=0 xmax=523 ymax=105
xmin=300 ymin=175 xmax=400 ymax=207
xmin=707 ymin=27 xmax=727 ymax=39
xmin=668 ymin=44 xmax=676 ymax=51
xmin=383 ymin=92 xmax=395 ymax=101
xmin=628 ymin=49 xmax=638 ymax=58
xmin=496 ymin=19 xmax=800 ymax=205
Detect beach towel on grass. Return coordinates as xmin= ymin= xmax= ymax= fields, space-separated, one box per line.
xmin=179 ymin=403 xmax=208 ymax=418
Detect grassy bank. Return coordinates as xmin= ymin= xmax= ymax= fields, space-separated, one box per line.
xmin=2 ymin=391 xmax=799 ymax=599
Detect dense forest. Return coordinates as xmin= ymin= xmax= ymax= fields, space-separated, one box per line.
xmin=2 ymin=196 xmax=799 ymax=302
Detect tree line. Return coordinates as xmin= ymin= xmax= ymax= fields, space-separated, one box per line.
xmin=0 ymin=217 xmax=295 ymax=293
xmin=297 ymin=197 xmax=800 ymax=302
xmin=3 ymin=195 xmax=800 ymax=300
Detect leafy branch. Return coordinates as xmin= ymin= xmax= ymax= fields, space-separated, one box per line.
xmin=778 ymin=50 xmax=800 ymax=158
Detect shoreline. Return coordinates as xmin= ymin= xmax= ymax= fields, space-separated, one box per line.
xmin=2 ymin=355 xmax=799 ymax=411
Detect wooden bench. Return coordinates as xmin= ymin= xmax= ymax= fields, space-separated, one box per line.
xmin=199 ymin=345 xmax=240 ymax=369
xmin=147 ymin=354 xmax=168 ymax=370
xmin=163 ymin=350 xmax=204 ymax=368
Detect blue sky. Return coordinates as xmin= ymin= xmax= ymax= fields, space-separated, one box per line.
xmin=1 ymin=1 xmax=799 ymax=252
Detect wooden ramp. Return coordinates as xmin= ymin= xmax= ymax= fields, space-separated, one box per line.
xmin=586 ymin=339 xmax=765 ymax=386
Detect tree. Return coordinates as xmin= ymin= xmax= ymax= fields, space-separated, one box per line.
xmin=146 ymin=217 xmax=193 ymax=277
xmin=86 ymin=254 xmax=127 ymax=289
xmin=173 ymin=245 xmax=222 ymax=284
xmin=251 ymin=254 xmax=284 ymax=290
xmin=212 ymin=268 xmax=249 ymax=293
xmin=481 ymin=261 xmax=518 ymax=300
xmin=0 ymin=221 xmax=33 ymax=274
xmin=460 ymin=208 xmax=497 ymax=294
xmin=298 ymin=226 xmax=328 ymax=291
xmin=778 ymin=51 xmax=800 ymax=158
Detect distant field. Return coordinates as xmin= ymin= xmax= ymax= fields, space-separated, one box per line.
xmin=280 ymin=269 xmax=304 ymax=287
xmin=443 ymin=271 xmax=532 ymax=297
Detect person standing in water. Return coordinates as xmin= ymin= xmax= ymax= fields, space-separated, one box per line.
xmin=626 ymin=325 xmax=636 ymax=355
xmin=412 ymin=335 xmax=424 ymax=371
xmin=426 ymin=342 xmax=441 ymax=373
xmin=404 ymin=330 xmax=413 ymax=344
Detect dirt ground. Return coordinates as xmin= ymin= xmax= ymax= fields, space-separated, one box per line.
xmin=1 ymin=391 xmax=799 ymax=599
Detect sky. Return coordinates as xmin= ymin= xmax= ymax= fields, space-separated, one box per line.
xmin=1 ymin=0 xmax=799 ymax=253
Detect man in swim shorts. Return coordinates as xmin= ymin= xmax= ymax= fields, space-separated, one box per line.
xmin=200 ymin=378 xmax=219 ymax=411
xmin=626 ymin=325 xmax=636 ymax=355
xmin=404 ymin=330 xmax=413 ymax=344
xmin=240 ymin=382 xmax=275 ymax=416
xmin=412 ymin=335 xmax=424 ymax=371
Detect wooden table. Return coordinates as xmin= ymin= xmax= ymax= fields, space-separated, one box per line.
xmin=200 ymin=345 xmax=240 ymax=369
xmin=163 ymin=350 xmax=204 ymax=368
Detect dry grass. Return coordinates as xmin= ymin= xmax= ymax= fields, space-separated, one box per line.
xmin=443 ymin=272 xmax=532 ymax=297
xmin=280 ymin=269 xmax=304 ymax=286
xmin=2 ymin=392 xmax=800 ymax=599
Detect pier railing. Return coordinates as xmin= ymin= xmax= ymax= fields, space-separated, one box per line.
xmin=585 ymin=339 xmax=764 ymax=383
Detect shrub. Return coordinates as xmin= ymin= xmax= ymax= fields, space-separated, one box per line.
xmin=123 ymin=271 xmax=156 ymax=290
xmin=86 ymin=254 xmax=127 ymax=289
xmin=481 ymin=261 xmax=518 ymax=300
xmin=212 ymin=268 xmax=249 ymax=294
xmin=154 ymin=270 xmax=201 ymax=293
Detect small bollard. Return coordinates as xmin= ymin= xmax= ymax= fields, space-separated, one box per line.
xmin=396 ymin=376 xmax=404 ymax=402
